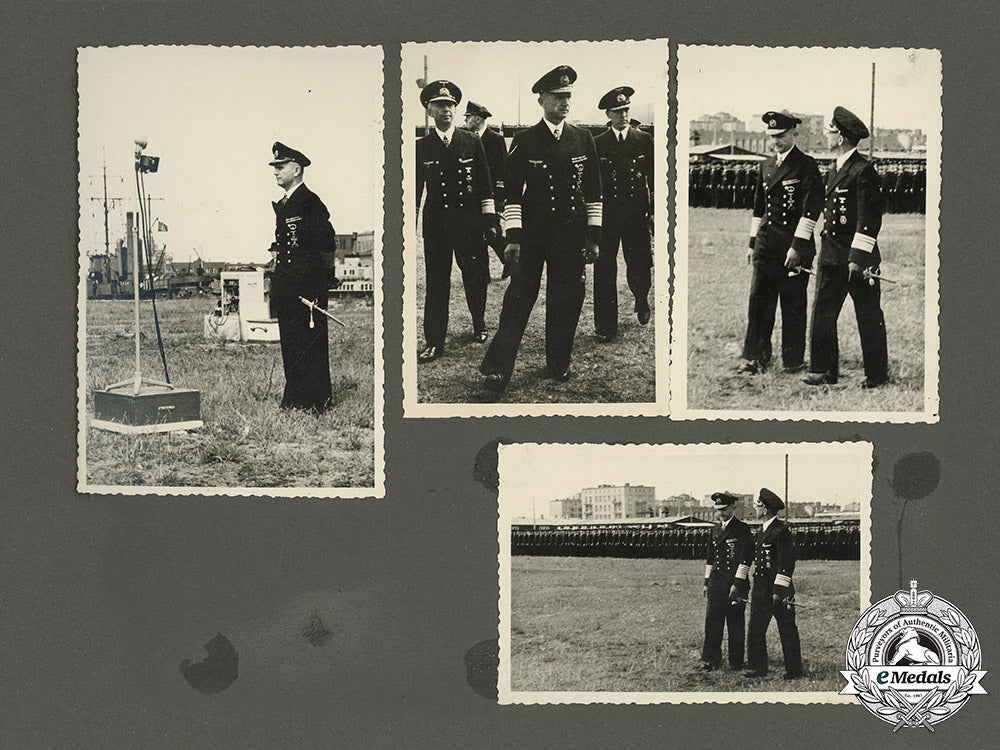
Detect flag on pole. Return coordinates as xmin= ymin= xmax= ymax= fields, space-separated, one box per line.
xmin=156 ymin=221 xmax=168 ymax=232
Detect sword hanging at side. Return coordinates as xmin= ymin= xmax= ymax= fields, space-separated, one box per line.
xmin=299 ymin=296 xmax=347 ymax=328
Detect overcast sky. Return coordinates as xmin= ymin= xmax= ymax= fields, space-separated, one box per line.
xmin=678 ymin=46 xmax=941 ymax=133
xmin=498 ymin=443 xmax=872 ymax=518
xmin=78 ymin=46 xmax=382 ymax=264
xmin=401 ymin=40 xmax=668 ymax=129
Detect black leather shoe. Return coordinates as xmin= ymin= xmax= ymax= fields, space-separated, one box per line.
xmin=782 ymin=363 xmax=807 ymax=374
xmin=549 ymin=367 xmax=571 ymax=383
xmin=861 ymin=376 xmax=890 ymax=389
xmin=636 ymin=299 xmax=651 ymax=325
xmin=482 ymin=373 xmax=507 ymax=394
xmin=743 ymin=670 xmax=766 ymax=679
xmin=803 ymin=372 xmax=837 ymax=386
xmin=474 ymin=330 xmax=489 ymax=344
xmin=417 ymin=345 xmax=442 ymax=364
xmin=736 ymin=359 xmax=759 ymax=374
xmin=783 ymin=671 xmax=803 ymax=680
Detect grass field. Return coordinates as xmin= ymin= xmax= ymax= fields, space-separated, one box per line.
xmin=82 ymin=296 xmax=376 ymax=489
xmin=415 ymin=239 xmax=657 ymax=404
xmin=686 ymin=208 xmax=928 ymax=413
xmin=509 ymin=555 xmax=859 ymax=693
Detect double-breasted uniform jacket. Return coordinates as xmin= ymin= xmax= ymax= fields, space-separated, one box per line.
xmin=819 ymin=150 xmax=883 ymax=269
xmin=479 ymin=126 xmax=509 ymax=213
xmin=503 ymin=120 xmax=602 ymax=245
xmin=752 ymin=518 xmax=796 ymax=594
xmin=270 ymin=184 xmax=337 ymax=315
xmin=750 ymin=145 xmax=823 ymax=274
xmin=415 ymin=128 xmax=494 ymax=224
xmin=594 ymin=126 xmax=653 ymax=222
xmin=705 ymin=517 xmax=754 ymax=589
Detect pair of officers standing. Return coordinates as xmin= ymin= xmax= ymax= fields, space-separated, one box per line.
xmin=701 ymin=489 xmax=802 ymax=680
xmin=739 ymin=106 xmax=889 ymax=390
xmin=415 ymin=66 xmax=654 ymax=395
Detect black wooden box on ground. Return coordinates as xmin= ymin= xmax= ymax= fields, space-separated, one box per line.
xmin=92 ymin=383 xmax=203 ymax=433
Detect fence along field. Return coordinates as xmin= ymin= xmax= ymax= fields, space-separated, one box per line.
xmin=686 ymin=209 xmax=927 ymax=413
xmin=510 ymin=555 xmax=858 ymax=694
xmin=83 ymin=297 xmax=375 ymax=489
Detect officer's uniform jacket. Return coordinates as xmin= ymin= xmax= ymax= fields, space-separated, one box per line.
xmin=752 ymin=518 xmax=797 ymax=592
xmin=479 ymin=126 xmax=509 ymax=212
xmin=416 ymin=128 xmax=494 ymax=223
xmin=270 ymin=184 xmax=337 ymax=310
xmin=705 ymin=516 xmax=754 ymax=588
xmin=594 ymin=125 xmax=653 ymax=220
xmin=749 ymin=145 xmax=823 ymax=270
xmin=819 ymin=149 xmax=884 ymax=269
xmin=503 ymin=120 xmax=602 ymax=243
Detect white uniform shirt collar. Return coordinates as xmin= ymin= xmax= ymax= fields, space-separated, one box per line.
xmin=837 ymin=146 xmax=858 ymax=171
xmin=762 ymin=515 xmax=778 ymax=532
xmin=284 ymin=181 xmax=304 ymax=201
xmin=776 ymin=146 xmax=792 ymax=166
xmin=543 ymin=118 xmax=564 ymax=138
xmin=613 ymin=125 xmax=628 ymax=142
xmin=721 ymin=515 xmax=733 ymax=529
xmin=436 ymin=124 xmax=457 ymax=143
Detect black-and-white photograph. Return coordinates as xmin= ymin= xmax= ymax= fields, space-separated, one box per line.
xmin=77 ymin=46 xmax=384 ymax=495
xmin=673 ymin=46 xmax=940 ymax=422
xmin=401 ymin=40 xmax=669 ymax=417
xmin=498 ymin=442 xmax=871 ymax=703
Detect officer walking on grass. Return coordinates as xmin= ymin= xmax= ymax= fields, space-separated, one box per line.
xmin=478 ymin=65 xmax=602 ymax=395
xmin=744 ymin=488 xmax=803 ymax=680
xmin=593 ymin=86 xmax=654 ymax=342
xmin=700 ymin=492 xmax=754 ymax=671
xmin=738 ymin=111 xmax=823 ymax=376
xmin=415 ymin=80 xmax=498 ymax=364
xmin=803 ymin=106 xmax=889 ymax=389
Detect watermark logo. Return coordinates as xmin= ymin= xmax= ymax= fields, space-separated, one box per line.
xmin=842 ymin=579 xmax=987 ymax=731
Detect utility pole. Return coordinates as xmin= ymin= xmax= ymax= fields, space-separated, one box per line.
xmin=784 ymin=454 xmax=789 ymax=521
xmin=102 ymin=155 xmax=110 ymax=257
xmin=869 ymin=62 xmax=876 ymax=159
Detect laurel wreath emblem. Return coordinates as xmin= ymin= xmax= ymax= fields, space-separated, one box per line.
xmin=845 ymin=603 xmax=981 ymax=725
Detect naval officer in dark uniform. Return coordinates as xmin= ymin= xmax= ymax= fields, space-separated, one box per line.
xmin=804 ymin=106 xmax=890 ymax=389
xmin=464 ymin=100 xmax=509 ymax=272
xmin=593 ymin=86 xmax=654 ymax=342
xmin=739 ymin=111 xmax=823 ymax=375
xmin=744 ymin=488 xmax=803 ymax=679
xmin=268 ymin=142 xmax=338 ymax=412
xmin=479 ymin=65 xmax=602 ymax=394
xmin=700 ymin=492 xmax=754 ymax=671
xmin=416 ymin=80 xmax=498 ymax=362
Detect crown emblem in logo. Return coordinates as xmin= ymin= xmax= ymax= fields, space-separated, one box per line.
xmin=893 ymin=579 xmax=934 ymax=614
xmin=439 ymin=87 xmax=449 ymax=96
xmin=560 ymin=75 xmax=570 ymax=85
xmin=769 ymin=118 xmax=777 ymax=127
xmin=617 ymin=93 xmax=626 ymax=102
